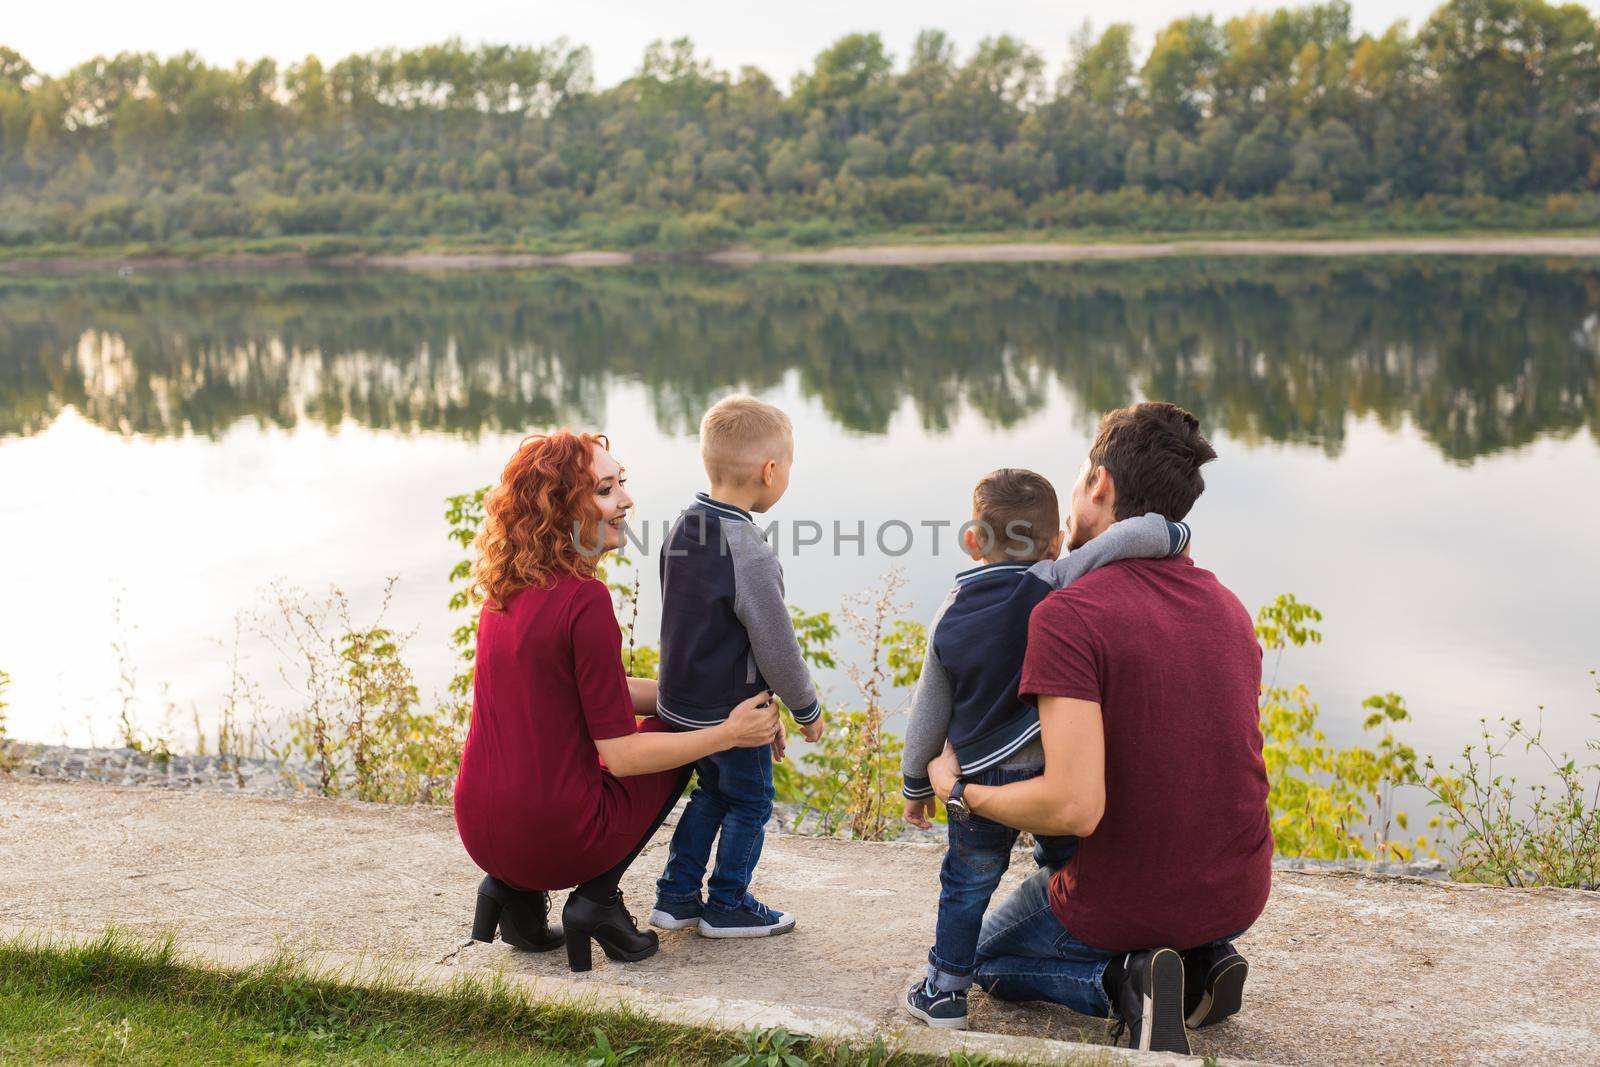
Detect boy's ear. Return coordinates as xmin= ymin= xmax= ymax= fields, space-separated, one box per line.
xmin=1046 ymin=528 xmax=1066 ymax=560
xmin=961 ymin=525 xmax=983 ymax=559
xmin=760 ymin=458 xmax=776 ymax=487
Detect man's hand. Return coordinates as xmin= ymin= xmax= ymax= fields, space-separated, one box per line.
xmin=929 ymin=744 xmax=960 ymax=801
xmin=903 ymin=796 xmax=937 ymax=829
xmin=800 ymin=713 xmax=825 ymax=744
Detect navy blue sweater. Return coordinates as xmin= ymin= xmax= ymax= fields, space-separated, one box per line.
xmin=901 ymin=514 xmax=1190 ymax=798
xmin=656 ymin=493 xmax=821 ymax=729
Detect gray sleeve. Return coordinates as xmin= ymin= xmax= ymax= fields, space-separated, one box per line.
xmin=900 ymin=589 xmax=958 ymax=799
xmin=728 ymin=522 xmax=821 ymax=724
xmin=1032 ymin=513 xmax=1189 ymax=591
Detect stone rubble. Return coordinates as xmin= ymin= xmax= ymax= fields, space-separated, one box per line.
xmin=13 ymin=743 xmax=321 ymax=796
xmin=7 ymin=742 xmax=1446 ymax=877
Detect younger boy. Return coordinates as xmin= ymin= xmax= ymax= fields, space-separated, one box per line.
xmin=901 ymin=468 xmax=1189 ymax=1028
xmin=651 ymin=395 xmax=824 ymax=938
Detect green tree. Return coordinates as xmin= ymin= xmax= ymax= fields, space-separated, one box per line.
xmin=1230 ymin=116 xmax=1292 ymax=195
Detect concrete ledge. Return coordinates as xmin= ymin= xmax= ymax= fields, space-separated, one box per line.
xmin=3 ymin=777 xmax=1599 ymax=1065
xmin=0 ymin=925 xmax=1210 ymax=1066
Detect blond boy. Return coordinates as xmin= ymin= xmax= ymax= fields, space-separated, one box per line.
xmin=651 ymin=395 xmax=823 ymax=937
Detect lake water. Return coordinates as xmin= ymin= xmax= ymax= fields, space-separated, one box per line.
xmin=2 ymin=258 xmax=1597 ymax=768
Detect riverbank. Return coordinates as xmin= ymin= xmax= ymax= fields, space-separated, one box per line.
xmin=6 ymin=232 xmax=1600 ymax=275
xmin=2 ymin=776 xmax=1595 ymax=1065
xmin=7 ymin=743 xmax=1452 ymax=879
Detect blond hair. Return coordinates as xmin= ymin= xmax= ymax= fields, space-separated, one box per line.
xmin=700 ymin=395 xmax=793 ymax=487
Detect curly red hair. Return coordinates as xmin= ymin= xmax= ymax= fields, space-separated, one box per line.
xmin=472 ymin=430 xmax=609 ymax=608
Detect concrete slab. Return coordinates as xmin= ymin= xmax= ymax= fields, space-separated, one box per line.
xmin=3 ymin=777 xmax=1598 ymax=1065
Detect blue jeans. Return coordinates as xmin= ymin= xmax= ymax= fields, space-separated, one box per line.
xmin=655 ymin=741 xmax=773 ymax=914
xmin=928 ymin=765 xmax=1078 ymax=992
xmin=973 ymin=867 xmax=1245 ymax=1018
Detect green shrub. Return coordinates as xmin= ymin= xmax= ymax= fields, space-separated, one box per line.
xmin=1418 ymin=676 xmax=1600 ymax=890
xmin=1255 ymin=594 xmax=1432 ymax=862
xmin=788 ymin=220 xmax=836 ymax=246
xmin=0 ymin=668 xmax=18 ymax=772
xmin=656 ymin=211 xmax=736 ymax=254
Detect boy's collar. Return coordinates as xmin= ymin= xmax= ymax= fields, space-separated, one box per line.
xmin=694 ymin=491 xmax=754 ymax=523
xmin=954 ymin=560 xmax=1035 ymax=585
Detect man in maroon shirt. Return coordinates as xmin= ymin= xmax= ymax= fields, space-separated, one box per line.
xmin=927 ymin=402 xmax=1272 ymax=1055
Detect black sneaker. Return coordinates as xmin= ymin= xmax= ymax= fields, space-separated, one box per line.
xmin=1110 ymin=948 xmax=1190 ymax=1054
xmin=1182 ymin=944 xmax=1249 ymax=1028
xmin=904 ymin=978 xmax=968 ymax=1029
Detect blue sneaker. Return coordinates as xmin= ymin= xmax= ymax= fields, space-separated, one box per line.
xmin=648 ymin=897 xmax=703 ymax=931
xmin=697 ymin=896 xmax=796 ymax=938
xmin=904 ymin=978 xmax=968 ymax=1029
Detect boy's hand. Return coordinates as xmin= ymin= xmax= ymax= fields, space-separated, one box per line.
xmin=799 ymin=715 xmax=825 ymax=744
xmin=903 ymin=796 xmax=937 ymax=829
xmin=771 ymin=717 xmax=788 ymax=762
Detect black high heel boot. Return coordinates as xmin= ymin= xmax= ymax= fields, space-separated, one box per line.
xmin=470 ymin=875 xmax=563 ymax=952
xmin=561 ymin=890 xmax=659 ymax=972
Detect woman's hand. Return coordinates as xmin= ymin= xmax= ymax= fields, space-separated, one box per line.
xmin=929 ymin=744 xmax=961 ymax=801
xmin=720 ymin=690 xmax=781 ymax=748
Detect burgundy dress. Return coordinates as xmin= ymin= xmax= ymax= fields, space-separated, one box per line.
xmin=453 ymin=573 xmax=683 ymax=891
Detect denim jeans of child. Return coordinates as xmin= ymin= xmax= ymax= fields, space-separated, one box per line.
xmin=927 ymin=764 xmax=1078 ymax=992
xmin=973 ymin=866 xmax=1247 ymax=1017
xmin=655 ymin=741 xmax=773 ymax=914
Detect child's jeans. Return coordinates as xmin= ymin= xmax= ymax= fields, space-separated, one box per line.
xmin=927 ymin=764 xmax=1078 ymax=992
xmin=655 ymin=740 xmax=774 ymax=914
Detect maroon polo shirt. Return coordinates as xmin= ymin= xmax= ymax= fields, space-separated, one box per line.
xmin=1020 ymin=555 xmax=1272 ymax=952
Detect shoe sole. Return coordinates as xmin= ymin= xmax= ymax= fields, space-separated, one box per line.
xmin=596 ymin=937 xmax=659 ymax=963
xmin=648 ymin=909 xmax=701 ymax=931
xmin=1186 ymin=957 xmax=1248 ymax=1029
xmin=1138 ymin=948 xmax=1191 ymax=1055
xmin=497 ymin=925 xmax=564 ymax=952
xmin=697 ymin=916 xmax=796 ymax=938
xmin=904 ymin=997 xmax=969 ymax=1030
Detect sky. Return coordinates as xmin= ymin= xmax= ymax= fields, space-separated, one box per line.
xmin=14 ymin=0 xmax=1455 ymax=86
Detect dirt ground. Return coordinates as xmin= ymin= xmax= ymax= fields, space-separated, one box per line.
xmin=5 ymin=235 xmax=1600 ymax=275
xmin=3 ymin=777 xmax=1598 ymax=1065
xmin=718 ymin=235 xmax=1600 ymax=266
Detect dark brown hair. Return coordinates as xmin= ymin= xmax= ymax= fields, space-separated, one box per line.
xmin=972 ymin=468 xmax=1060 ymax=559
xmin=1087 ymin=402 xmax=1216 ymax=521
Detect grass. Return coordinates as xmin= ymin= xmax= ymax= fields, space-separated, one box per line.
xmin=0 ymin=930 xmax=1046 ymax=1066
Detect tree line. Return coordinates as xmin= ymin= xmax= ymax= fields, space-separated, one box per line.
xmin=3 ymin=0 xmax=1600 ymax=251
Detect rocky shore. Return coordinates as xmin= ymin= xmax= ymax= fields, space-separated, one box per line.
xmin=7 ymin=742 xmax=1449 ymax=878
xmin=12 ymin=742 xmax=321 ymax=796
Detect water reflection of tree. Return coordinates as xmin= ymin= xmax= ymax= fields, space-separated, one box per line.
xmin=1 ymin=259 xmax=1595 ymax=462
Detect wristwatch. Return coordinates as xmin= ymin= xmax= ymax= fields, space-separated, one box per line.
xmin=946 ymin=777 xmax=971 ymax=821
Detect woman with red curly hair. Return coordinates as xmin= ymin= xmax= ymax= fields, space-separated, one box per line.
xmin=454 ymin=431 xmax=780 ymax=972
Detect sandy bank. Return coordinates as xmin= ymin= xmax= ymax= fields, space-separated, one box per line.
xmin=4 ymin=234 xmax=1600 ymax=276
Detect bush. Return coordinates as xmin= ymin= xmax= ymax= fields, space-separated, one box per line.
xmin=1419 ymin=677 xmax=1600 ymax=890
xmin=0 ymin=668 xmax=19 ymax=772
xmin=602 ymin=216 xmax=662 ymax=248
xmin=787 ymin=220 xmax=836 ymax=246
xmin=1255 ymin=595 xmax=1432 ymax=862
xmin=656 ymin=210 xmax=737 ymax=254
